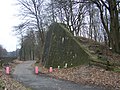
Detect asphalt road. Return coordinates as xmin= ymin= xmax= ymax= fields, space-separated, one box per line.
xmin=12 ymin=61 xmax=105 ymax=90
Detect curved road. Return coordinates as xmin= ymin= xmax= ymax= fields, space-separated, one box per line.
xmin=12 ymin=61 xmax=105 ymax=90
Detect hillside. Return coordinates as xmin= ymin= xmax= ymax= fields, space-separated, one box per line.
xmin=42 ymin=23 xmax=91 ymax=68
xmin=42 ymin=22 xmax=120 ymax=70
xmin=39 ymin=36 xmax=120 ymax=90
xmin=76 ymin=36 xmax=120 ymax=69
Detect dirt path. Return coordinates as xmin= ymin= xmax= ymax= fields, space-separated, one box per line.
xmin=12 ymin=61 xmax=105 ymax=90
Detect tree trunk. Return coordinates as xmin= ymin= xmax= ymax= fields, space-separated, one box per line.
xmin=109 ymin=0 xmax=120 ymax=53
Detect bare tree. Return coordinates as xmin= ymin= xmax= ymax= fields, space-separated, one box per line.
xmin=14 ymin=0 xmax=49 ymax=60
xmin=17 ymin=0 xmax=46 ymax=47
xmin=91 ymin=0 xmax=120 ymax=53
xmin=49 ymin=0 xmax=87 ymax=35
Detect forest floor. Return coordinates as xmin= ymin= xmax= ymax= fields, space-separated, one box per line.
xmin=38 ymin=62 xmax=120 ymax=90
xmin=0 ymin=60 xmax=31 ymax=90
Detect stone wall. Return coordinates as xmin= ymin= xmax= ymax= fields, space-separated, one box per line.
xmin=42 ymin=23 xmax=91 ymax=68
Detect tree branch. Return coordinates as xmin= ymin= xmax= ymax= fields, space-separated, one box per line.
xmin=100 ymin=0 xmax=110 ymax=10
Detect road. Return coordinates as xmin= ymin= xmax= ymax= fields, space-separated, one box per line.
xmin=12 ymin=61 xmax=105 ymax=90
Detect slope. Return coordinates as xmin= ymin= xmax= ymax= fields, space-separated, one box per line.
xmin=42 ymin=23 xmax=92 ymax=68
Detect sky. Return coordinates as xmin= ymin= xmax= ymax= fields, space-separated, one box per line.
xmin=0 ymin=0 xmax=20 ymax=52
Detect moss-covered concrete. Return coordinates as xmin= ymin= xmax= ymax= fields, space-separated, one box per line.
xmin=42 ymin=23 xmax=91 ymax=68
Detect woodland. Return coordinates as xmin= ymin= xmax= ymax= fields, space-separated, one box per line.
xmin=0 ymin=1 xmax=120 ymax=89
xmin=13 ymin=0 xmax=120 ymax=66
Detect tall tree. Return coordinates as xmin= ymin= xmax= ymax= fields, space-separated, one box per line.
xmin=91 ymin=0 xmax=120 ymax=53
xmin=15 ymin=0 xmax=49 ymax=60
xmin=0 ymin=45 xmax=7 ymax=57
xmin=17 ymin=0 xmax=45 ymax=47
xmin=19 ymin=30 xmax=36 ymax=60
xmin=50 ymin=0 xmax=87 ymax=35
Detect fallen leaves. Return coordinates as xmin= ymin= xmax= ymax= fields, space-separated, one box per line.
xmin=0 ymin=73 xmax=31 ymax=90
xmin=40 ymin=65 xmax=120 ymax=90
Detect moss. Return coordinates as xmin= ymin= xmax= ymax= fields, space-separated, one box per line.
xmin=113 ymin=68 xmax=120 ymax=72
xmin=43 ymin=23 xmax=91 ymax=68
xmin=0 ymin=80 xmax=5 ymax=90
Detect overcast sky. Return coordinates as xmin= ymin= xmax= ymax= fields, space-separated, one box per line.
xmin=0 ymin=0 xmax=20 ymax=52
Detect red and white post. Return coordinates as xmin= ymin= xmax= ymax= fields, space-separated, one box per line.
xmin=6 ymin=66 xmax=10 ymax=75
xmin=35 ymin=66 xmax=38 ymax=74
xmin=49 ymin=67 xmax=53 ymax=73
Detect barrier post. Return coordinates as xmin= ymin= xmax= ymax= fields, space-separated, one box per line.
xmin=6 ymin=66 xmax=10 ymax=75
xmin=49 ymin=67 xmax=53 ymax=73
xmin=35 ymin=66 xmax=38 ymax=74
